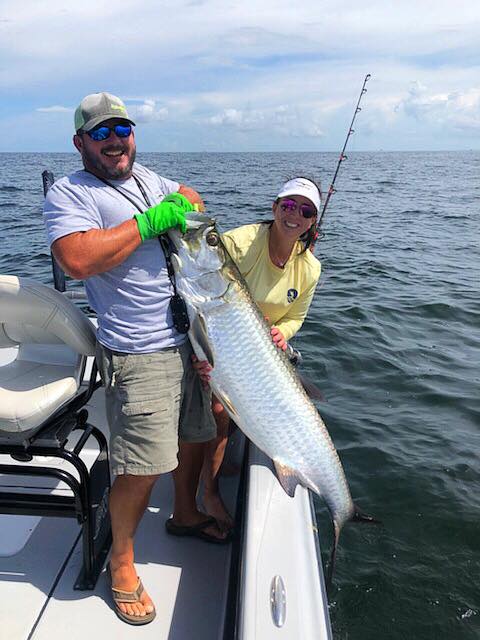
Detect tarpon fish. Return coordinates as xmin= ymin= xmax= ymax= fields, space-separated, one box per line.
xmin=168 ymin=214 xmax=375 ymax=581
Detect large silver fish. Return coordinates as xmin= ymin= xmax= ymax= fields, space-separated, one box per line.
xmin=168 ymin=214 xmax=374 ymax=578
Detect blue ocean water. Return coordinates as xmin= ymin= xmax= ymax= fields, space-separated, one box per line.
xmin=1 ymin=151 xmax=479 ymax=639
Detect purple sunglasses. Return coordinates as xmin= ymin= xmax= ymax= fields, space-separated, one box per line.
xmin=279 ymin=198 xmax=317 ymax=219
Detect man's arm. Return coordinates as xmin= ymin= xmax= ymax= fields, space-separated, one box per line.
xmin=52 ymin=219 xmax=141 ymax=280
xmin=52 ymin=184 xmax=204 ymax=280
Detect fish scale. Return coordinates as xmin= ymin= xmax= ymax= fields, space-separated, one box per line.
xmin=205 ymin=291 xmax=353 ymax=524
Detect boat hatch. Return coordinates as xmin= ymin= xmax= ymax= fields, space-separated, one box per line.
xmin=0 ymin=514 xmax=41 ymax=556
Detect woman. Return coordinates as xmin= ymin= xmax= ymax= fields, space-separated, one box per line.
xmin=200 ymin=177 xmax=322 ymax=532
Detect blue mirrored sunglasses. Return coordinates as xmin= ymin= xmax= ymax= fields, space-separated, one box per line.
xmin=84 ymin=123 xmax=133 ymax=141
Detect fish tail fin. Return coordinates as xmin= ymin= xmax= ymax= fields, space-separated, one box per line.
xmin=351 ymin=505 xmax=382 ymax=525
xmin=326 ymin=507 xmax=381 ymax=593
xmin=326 ymin=520 xmax=341 ymax=592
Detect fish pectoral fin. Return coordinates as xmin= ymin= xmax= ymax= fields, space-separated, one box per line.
xmin=273 ymin=459 xmax=319 ymax=497
xmin=297 ymin=373 xmax=325 ymax=402
xmin=191 ymin=314 xmax=215 ymax=367
xmin=213 ymin=388 xmax=238 ymax=420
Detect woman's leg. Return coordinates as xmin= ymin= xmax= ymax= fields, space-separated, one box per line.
xmin=201 ymin=396 xmax=234 ymax=531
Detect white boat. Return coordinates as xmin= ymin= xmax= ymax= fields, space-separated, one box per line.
xmin=0 ymin=272 xmax=332 ymax=639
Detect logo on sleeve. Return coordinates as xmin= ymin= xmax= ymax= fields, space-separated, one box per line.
xmin=287 ymin=288 xmax=298 ymax=303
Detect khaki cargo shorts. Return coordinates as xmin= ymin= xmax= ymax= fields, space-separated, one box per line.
xmin=96 ymin=340 xmax=217 ymax=476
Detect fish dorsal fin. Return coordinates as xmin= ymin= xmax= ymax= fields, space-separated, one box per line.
xmin=273 ymin=459 xmax=320 ymax=497
xmin=191 ymin=314 xmax=215 ymax=367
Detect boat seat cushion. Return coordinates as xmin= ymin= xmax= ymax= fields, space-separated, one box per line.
xmin=0 ymin=275 xmax=96 ymax=356
xmin=0 ymin=275 xmax=97 ymax=434
xmin=0 ymin=347 xmax=82 ymax=433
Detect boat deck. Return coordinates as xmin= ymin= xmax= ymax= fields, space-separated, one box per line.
xmin=0 ymin=383 xmax=244 ymax=639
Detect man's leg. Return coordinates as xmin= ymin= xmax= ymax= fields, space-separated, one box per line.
xmin=109 ymin=474 xmax=158 ymax=618
xmin=171 ymin=439 xmax=229 ymax=540
xmin=96 ymin=343 xmax=183 ymax=617
xmin=201 ymin=399 xmax=234 ymax=531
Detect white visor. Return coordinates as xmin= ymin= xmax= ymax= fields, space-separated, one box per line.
xmin=276 ymin=178 xmax=321 ymax=212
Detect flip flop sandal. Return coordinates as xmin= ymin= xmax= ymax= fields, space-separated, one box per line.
xmin=165 ymin=516 xmax=233 ymax=544
xmin=109 ymin=567 xmax=156 ymax=626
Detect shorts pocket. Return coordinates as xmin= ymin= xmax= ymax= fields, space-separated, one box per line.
xmin=121 ymin=399 xmax=166 ymax=416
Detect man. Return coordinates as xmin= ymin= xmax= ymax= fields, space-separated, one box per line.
xmin=43 ymin=92 xmax=227 ymax=626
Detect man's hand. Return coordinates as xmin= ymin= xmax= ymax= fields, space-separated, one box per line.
xmin=178 ymin=185 xmax=205 ymax=212
xmin=271 ymin=326 xmax=287 ymax=351
xmin=134 ymin=193 xmax=195 ymax=242
xmin=162 ymin=192 xmax=196 ymax=211
xmin=191 ymin=354 xmax=212 ymax=388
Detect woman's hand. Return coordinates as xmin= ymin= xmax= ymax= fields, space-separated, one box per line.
xmin=191 ymin=354 xmax=212 ymax=388
xmin=271 ymin=326 xmax=287 ymax=351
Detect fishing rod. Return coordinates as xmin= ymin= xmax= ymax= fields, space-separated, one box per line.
xmin=317 ymin=73 xmax=371 ymax=231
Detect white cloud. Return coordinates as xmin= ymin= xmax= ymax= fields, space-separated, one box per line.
xmin=36 ymin=105 xmax=72 ymax=113
xmin=1 ymin=1 xmax=480 ymax=149
xmin=1 ymin=0 xmax=479 ymax=87
xmin=209 ymin=104 xmax=325 ymax=137
xmin=129 ymin=100 xmax=168 ymax=123
xmin=209 ymin=108 xmax=265 ymax=129
xmin=397 ymin=81 xmax=480 ymax=131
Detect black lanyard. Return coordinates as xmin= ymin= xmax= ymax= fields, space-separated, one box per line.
xmin=87 ymin=170 xmax=151 ymax=214
xmin=86 ymin=170 xmax=190 ymax=333
xmin=131 ymin=174 xmax=152 ymax=208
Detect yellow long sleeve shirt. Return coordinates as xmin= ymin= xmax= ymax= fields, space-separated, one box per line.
xmin=222 ymin=223 xmax=321 ymax=341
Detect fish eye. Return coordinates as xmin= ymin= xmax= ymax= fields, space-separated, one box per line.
xmin=206 ymin=231 xmax=219 ymax=246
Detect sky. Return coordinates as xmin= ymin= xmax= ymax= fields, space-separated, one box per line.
xmin=0 ymin=0 xmax=479 ymax=152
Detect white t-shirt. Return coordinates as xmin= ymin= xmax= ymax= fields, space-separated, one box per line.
xmin=43 ymin=162 xmax=185 ymax=353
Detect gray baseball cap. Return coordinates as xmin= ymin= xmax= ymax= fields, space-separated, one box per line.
xmin=74 ymin=92 xmax=135 ymax=132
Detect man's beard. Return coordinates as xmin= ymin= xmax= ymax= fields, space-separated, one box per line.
xmin=83 ymin=144 xmax=136 ymax=180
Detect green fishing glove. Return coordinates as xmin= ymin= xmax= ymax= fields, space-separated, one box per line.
xmin=162 ymin=192 xmax=198 ymax=209
xmin=134 ymin=193 xmax=194 ymax=241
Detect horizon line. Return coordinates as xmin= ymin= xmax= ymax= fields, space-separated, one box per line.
xmin=0 ymin=149 xmax=478 ymax=154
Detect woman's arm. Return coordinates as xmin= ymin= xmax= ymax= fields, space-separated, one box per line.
xmin=273 ymin=278 xmax=318 ymax=341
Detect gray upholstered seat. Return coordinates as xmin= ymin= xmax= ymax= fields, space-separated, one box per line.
xmin=0 ymin=275 xmax=96 ymax=438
